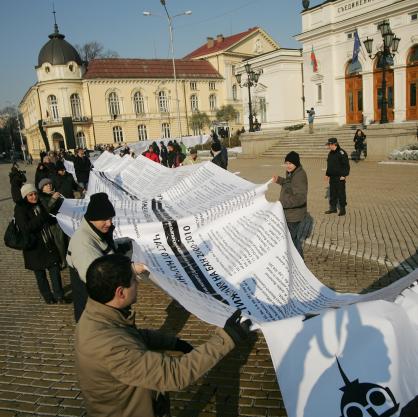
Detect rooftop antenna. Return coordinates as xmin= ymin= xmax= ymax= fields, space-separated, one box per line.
xmin=52 ymin=2 xmax=58 ymax=32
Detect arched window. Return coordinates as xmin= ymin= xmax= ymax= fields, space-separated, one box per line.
xmin=346 ymin=60 xmax=362 ymax=76
xmin=133 ymin=91 xmax=145 ymax=114
xmin=190 ymin=94 xmax=199 ymax=112
xmin=235 ymin=111 xmax=240 ymax=124
xmin=113 ymin=126 xmax=124 ymax=143
xmin=138 ymin=124 xmax=148 ymax=141
xmin=47 ymin=95 xmax=59 ymax=120
xmin=209 ymin=94 xmax=217 ymax=111
xmin=408 ymin=44 xmax=418 ymax=65
xmin=161 ymin=123 xmax=170 ymax=139
xmin=76 ymin=131 xmax=86 ymax=148
xmin=159 ymin=91 xmax=169 ymax=113
xmin=70 ymin=93 xmax=82 ymax=119
xmin=232 ymin=84 xmax=237 ymax=100
xmin=376 ymin=54 xmax=394 ymax=70
xmin=108 ymin=92 xmax=120 ymax=117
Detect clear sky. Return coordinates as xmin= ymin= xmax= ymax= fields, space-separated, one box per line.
xmin=0 ymin=0 xmax=323 ymax=109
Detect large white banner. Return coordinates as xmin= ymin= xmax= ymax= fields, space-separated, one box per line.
xmin=57 ymin=152 xmax=418 ymax=416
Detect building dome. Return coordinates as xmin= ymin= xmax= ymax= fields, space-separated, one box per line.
xmin=37 ymin=24 xmax=82 ymax=67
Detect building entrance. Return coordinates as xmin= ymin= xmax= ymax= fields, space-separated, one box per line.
xmin=373 ymin=57 xmax=394 ymax=123
xmin=406 ymin=45 xmax=418 ymax=121
xmin=345 ymin=60 xmax=363 ymax=124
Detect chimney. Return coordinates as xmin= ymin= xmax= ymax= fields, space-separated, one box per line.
xmin=207 ymin=37 xmax=214 ymax=48
xmin=216 ymin=34 xmax=224 ymax=43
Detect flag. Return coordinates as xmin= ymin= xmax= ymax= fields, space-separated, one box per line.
xmin=352 ymin=30 xmax=361 ymax=63
xmin=310 ymin=46 xmax=318 ymax=73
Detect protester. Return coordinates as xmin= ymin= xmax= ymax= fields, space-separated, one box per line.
xmin=35 ymin=161 xmax=51 ymax=190
xmin=307 ymin=107 xmax=315 ymax=134
xmin=14 ymin=184 xmax=66 ymax=304
xmin=38 ymin=178 xmax=67 ymax=270
xmin=325 ymin=138 xmax=350 ymax=216
xmin=353 ymin=129 xmax=367 ymax=162
xmin=151 ymin=141 xmax=160 ymax=157
xmin=144 ymin=145 xmax=160 ymax=164
xmin=180 ymin=141 xmax=187 ymax=155
xmin=67 ymin=192 xmax=144 ymax=322
xmin=182 ymin=148 xmax=201 ymax=166
xmin=54 ymin=161 xmax=83 ymax=198
xmin=159 ymin=141 xmax=168 ymax=167
xmin=167 ymin=141 xmax=180 ymax=168
xmin=75 ymin=254 xmax=252 ymax=417
xmin=211 ymin=142 xmax=228 ymax=170
xmin=9 ymin=163 xmax=26 ymax=203
xmin=272 ymin=151 xmax=308 ymax=258
xmin=74 ymin=148 xmax=92 ymax=189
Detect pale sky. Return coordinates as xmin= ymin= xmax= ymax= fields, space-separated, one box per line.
xmin=0 ymin=0 xmax=324 ymax=109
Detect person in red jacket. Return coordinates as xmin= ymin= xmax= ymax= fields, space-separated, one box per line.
xmin=144 ymin=145 xmax=160 ymax=164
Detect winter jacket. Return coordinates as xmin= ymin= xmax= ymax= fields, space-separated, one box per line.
xmin=53 ymin=172 xmax=81 ymax=198
xmin=75 ymin=298 xmax=235 ymax=417
xmin=182 ymin=156 xmax=202 ymax=166
xmin=211 ymin=150 xmax=227 ymax=170
xmin=74 ymin=155 xmax=92 ymax=184
xmin=14 ymin=199 xmax=61 ymax=271
xmin=326 ymin=146 xmax=350 ymax=178
xmin=277 ymin=166 xmax=308 ymax=223
xmin=67 ymin=218 xmax=116 ymax=283
xmin=144 ymin=151 xmax=160 ymax=164
xmin=35 ymin=164 xmax=51 ymax=190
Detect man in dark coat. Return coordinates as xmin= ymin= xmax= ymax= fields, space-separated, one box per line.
xmin=74 ymin=148 xmax=92 ymax=189
xmin=9 ymin=164 xmax=26 ymax=203
xmin=325 ymin=137 xmax=350 ymax=216
xmin=211 ymin=142 xmax=228 ymax=170
xmin=159 ymin=141 xmax=168 ymax=167
xmin=273 ymin=151 xmax=308 ymax=258
xmin=54 ymin=161 xmax=83 ymax=198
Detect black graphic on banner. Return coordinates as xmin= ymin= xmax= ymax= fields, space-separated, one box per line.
xmin=99 ymin=172 xmax=139 ymax=200
xmin=336 ymin=357 xmax=399 ymax=417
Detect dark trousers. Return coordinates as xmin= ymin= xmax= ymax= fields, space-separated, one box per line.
xmin=69 ymin=267 xmax=88 ymax=322
xmin=329 ymin=177 xmax=346 ymax=210
xmin=288 ymin=221 xmax=304 ymax=259
xmin=34 ymin=264 xmax=63 ymax=302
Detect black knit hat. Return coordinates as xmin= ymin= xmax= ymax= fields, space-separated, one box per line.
xmin=56 ymin=161 xmax=66 ymax=171
xmin=211 ymin=141 xmax=221 ymax=152
xmin=85 ymin=193 xmax=115 ymax=221
xmin=285 ymin=151 xmax=300 ymax=168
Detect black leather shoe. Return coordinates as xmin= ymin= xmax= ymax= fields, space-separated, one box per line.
xmin=338 ymin=209 xmax=346 ymax=216
xmin=57 ymin=298 xmax=71 ymax=304
xmin=45 ymin=299 xmax=57 ymax=304
xmin=325 ymin=209 xmax=337 ymax=214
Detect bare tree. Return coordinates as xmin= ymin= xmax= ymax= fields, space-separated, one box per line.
xmin=75 ymin=41 xmax=119 ymax=62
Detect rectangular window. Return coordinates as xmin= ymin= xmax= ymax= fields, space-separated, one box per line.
xmin=388 ymin=86 xmax=394 ymax=108
xmin=190 ymin=82 xmax=197 ymax=90
xmin=411 ymin=13 xmax=417 ymax=21
xmin=349 ymin=92 xmax=354 ymax=112
xmin=347 ymin=32 xmax=353 ymax=39
xmin=162 ymin=123 xmax=170 ymax=139
xmin=377 ymin=88 xmax=383 ymax=109
xmin=357 ymin=90 xmax=363 ymax=112
xmin=209 ymin=82 xmax=216 ymax=90
xmin=317 ymin=84 xmax=322 ymax=102
xmin=410 ymin=83 xmax=417 ymax=107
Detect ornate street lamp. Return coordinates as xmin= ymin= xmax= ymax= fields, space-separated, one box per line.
xmin=143 ymin=2 xmax=192 ymax=139
xmin=235 ymin=63 xmax=263 ymax=132
xmin=363 ymin=22 xmax=400 ymax=124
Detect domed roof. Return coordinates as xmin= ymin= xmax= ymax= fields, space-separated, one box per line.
xmin=37 ymin=24 xmax=82 ymax=67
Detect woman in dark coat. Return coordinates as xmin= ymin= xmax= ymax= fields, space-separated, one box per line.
xmin=14 ymin=184 xmax=65 ymax=304
xmin=35 ymin=162 xmax=50 ymax=190
xmin=9 ymin=164 xmax=26 ymax=203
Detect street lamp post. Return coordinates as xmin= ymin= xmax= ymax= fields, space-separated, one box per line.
xmin=235 ymin=63 xmax=262 ymax=132
xmin=363 ymin=21 xmax=400 ymax=124
xmin=143 ymin=2 xmax=191 ymax=140
xmin=6 ymin=102 xmax=26 ymax=162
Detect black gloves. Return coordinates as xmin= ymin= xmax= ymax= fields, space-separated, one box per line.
xmin=223 ymin=310 xmax=252 ymax=345
xmin=174 ymin=338 xmax=194 ymax=354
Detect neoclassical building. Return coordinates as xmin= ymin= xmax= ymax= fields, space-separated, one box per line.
xmin=296 ymin=0 xmax=418 ymax=126
xmin=19 ymin=24 xmax=279 ymax=156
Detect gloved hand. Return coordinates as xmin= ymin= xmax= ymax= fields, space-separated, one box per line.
xmin=174 ymin=338 xmax=194 ymax=354
xmin=223 ymin=310 xmax=252 ymax=345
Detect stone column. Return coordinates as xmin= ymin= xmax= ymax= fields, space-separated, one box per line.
xmin=362 ymin=72 xmax=374 ymax=124
xmin=393 ymin=66 xmax=406 ymax=122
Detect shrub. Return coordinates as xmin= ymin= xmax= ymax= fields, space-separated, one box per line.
xmin=284 ymin=123 xmax=306 ymax=131
xmin=389 ymin=143 xmax=418 ymax=160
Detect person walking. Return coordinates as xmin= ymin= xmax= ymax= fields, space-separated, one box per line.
xmin=73 ymin=148 xmax=92 ymax=189
xmin=307 ymin=107 xmax=315 ymax=134
xmin=353 ymin=128 xmax=367 ymax=162
xmin=14 ymin=184 xmax=66 ymax=304
xmin=272 ymin=151 xmax=308 ymax=258
xmin=325 ymin=138 xmax=350 ymax=216
xmin=76 ymin=254 xmax=253 ymax=417
xmin=67 ymin=192 xmax=144 ymax=321
xmin=182 ymin=148 xmax=201 ymax=166
xmin=54 ymin=161 xmax=84 ymax=198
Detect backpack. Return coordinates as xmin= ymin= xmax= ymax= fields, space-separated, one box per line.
xmin=4 ymin=218 xmax=36 ymax=250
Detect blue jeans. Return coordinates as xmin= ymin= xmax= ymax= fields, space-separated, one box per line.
xmin=287 ymin=222 xmax=304 ymax=259
xmin=34 ymin=264 xmax=63 ymax=302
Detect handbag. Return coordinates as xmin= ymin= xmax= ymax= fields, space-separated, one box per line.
xmin=4 ymin=218 xmax=36 ymax=250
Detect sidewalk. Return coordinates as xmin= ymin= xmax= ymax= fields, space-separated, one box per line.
xmin=0 ymin=157 xmax=416 ymax=417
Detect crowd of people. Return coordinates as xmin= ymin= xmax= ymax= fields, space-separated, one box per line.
xmin=6 ymin=131 xmax=353 ymax=416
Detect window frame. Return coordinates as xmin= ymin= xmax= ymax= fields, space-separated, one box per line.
xmin=112 ymin=126 xmax=124 ymax=143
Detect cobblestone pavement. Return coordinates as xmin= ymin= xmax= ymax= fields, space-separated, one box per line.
xmin=0 ymin=156 xmax=417 ymax=417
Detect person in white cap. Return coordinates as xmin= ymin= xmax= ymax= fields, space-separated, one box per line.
xmin=14 ymin=184 xmax=66 ymax=304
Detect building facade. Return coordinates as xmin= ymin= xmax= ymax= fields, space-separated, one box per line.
xmin=296 ymin=0 xmax=418 ymax=126
xmin=19 ymin=25 xmax=279 ymax=156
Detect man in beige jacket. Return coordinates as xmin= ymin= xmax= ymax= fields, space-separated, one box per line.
xmin=76 ymin=254 xmax=252 ymax=417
